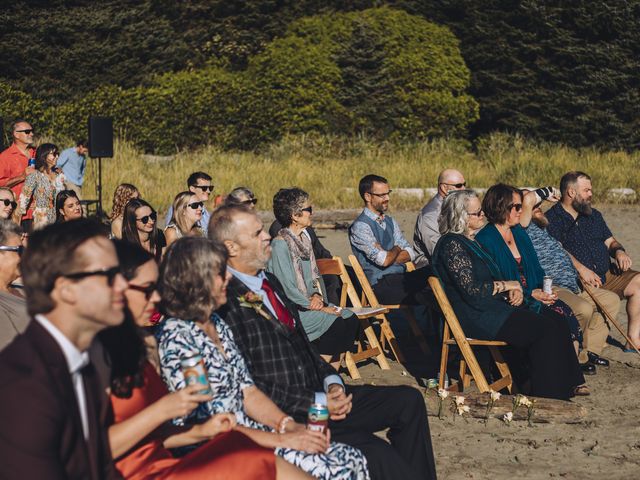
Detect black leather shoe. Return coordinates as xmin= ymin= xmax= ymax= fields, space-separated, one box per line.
xmin=580 ymin=362 xmax=597 ymax=375
xmin=587 ymin=352 xmax=609 ymax=367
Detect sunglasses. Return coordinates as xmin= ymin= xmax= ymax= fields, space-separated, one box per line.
xmin=194 ymin=185 xmax=214 ymax=193
xmin=188 ymin=201 xmax=204 ymax=210
xmin=368 ymin=190 xmax=392 ymax=198
xmin=301 ymin=206 xmax=313 ymax=214
xmin=137 ymin=212 xmax=157 ymax=224
xmin=467 ymin=209 xmax=484 ymax=217
xmin=1 ymin=199 xmax=17 ymax=209
xmin=128 ymin=282 xmax=157 ymax=300
xmin=0 ymin=245 xmax=24 ymax=255
xmin=242 ymin=198 xmax=258 ymax=205
xmin=442 ymin=182 xmax=466 ymax=188
xmin=64 ymin=266 xmax=121 ymax=286
xmin=15 ymin=129 xmax=34 ymax=134
xmin=508 ymin=203 xmax=523 ymax=212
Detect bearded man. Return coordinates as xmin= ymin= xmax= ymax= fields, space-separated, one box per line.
xmin=546 ymin=171 xmax=640 ymax=352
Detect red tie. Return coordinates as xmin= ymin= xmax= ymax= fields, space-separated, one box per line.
xmin=261 ymin=279 xmax=295 ymax=330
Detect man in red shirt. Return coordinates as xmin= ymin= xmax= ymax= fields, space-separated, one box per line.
xmin=0 ymin=120 xmax=36 ymax=225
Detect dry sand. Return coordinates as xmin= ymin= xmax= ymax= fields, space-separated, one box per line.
xmin=278 ymin=204 xmax=640 ymax=480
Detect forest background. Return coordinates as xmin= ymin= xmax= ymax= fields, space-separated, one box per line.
xmin=1 ymin=0 xmax=639 ymax=211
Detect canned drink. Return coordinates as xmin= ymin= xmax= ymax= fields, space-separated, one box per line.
xmin=426 ymin=378 xmax=439 ymax=389
xmin=543 ymin=276 xmax=553 ymax=295
xmin=28 ymin=158 xmax=36 ymax=168
xmin=307 ymin=403 xmax=329 ymax=433
xmin=181 ymin=352 xmax=212 ymax=395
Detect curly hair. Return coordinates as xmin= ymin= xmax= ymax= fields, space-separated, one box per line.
xmin=482 ymin=183 xmax=522 ymax=225
xmin=110 ymin=183 xmax=139 ymax=220
xmin=438 ymin=190 xmax=479 ymax=235
xmin=272 ymin=187 xmax=309 ymax=228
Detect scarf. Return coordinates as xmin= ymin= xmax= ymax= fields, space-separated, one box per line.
xmin=278 ymin=228 xmax=321 ymax=298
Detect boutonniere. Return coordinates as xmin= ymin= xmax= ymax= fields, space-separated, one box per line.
xmin=238 ymin=292 xmax=271 ymax=320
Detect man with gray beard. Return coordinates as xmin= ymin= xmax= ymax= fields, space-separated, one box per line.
xmin=546 ymin=171 xmax=640 ymax=353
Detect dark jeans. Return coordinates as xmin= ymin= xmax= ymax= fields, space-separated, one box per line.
xmin=496 ymin=308 xmax=585 ymax=400
xmin=330 ymin=385 xmax=437 ymax=480
xmin=372 ymin=267 xmax=434 ymax=306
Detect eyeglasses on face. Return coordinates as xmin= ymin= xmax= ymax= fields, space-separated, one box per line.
xmin=194 ymin=185 xmax=214 ymax=193
xmin=63 ymin=266 xmax=121 ymax=286
xmin=300 ymin=206 xmax=313 ymax=214
xmin=368 ymin=190 xmax=392 ymax=198
xmin=467 ymin=209 xmax=484 ymax=217
xmin=137 ymin=212 xmax=157 ymax=225
xmin=508 ymin=203 xmax=523 ymax=212
xmin=127 ymin=282 xmax=157 ymax=300
xmin=0 ymin=245 xmax=24 ymax=255
xmin=187 ymin=201 xmax=204 ymax=210
xmin=1 ymin=199 xmax=17 ymax=209
xmin=242 ymin=198 xmax=258 ymax=205
xmin=15 ymin=129 xmax=34 ymax=135
xmin=442 ymin=182 xmax=466 ymax=189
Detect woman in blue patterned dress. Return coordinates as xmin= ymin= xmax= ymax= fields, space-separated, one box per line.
xmin=156 ymin=237 xmax=369 ymax=480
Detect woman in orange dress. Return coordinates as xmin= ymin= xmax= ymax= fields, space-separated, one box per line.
xmin=99 ymin=240 xmax=311 ymax=480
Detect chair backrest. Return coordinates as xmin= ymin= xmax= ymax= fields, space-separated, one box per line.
xmin=348 ymin=254 xmax=383 ymax=308
xmin=316 ymin=257 xmax=363 ymax=309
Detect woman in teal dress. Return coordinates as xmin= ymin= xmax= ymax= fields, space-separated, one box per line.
xmin=267 ymin=188 xmax=359 ymax=370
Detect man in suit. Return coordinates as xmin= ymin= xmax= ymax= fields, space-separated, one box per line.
xmin=0 ymin=219 xmax=127 ymax=479
xmin=211 ymin=205 xmax=437 ymax=480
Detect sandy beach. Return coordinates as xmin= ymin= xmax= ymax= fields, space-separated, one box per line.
xmin=278 ymin=204 xmax=640 ymax=480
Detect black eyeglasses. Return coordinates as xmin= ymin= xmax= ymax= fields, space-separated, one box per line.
xmin=467 ymin=209 xmax=484 ymax=217
xmin=15 ymin=129 xmax=34 ymax=134
xmin=64 ymin=266 xmax=122 ymax=286
xmin=441 ymin=182 xmax=466 ymax=188
xmin=368 ymin=190 xmax=392 ymax=198
xmin=0 ymin=245 xmax=24 ymax=255
xmin=188 ymin=201 xmax=204 ymax=210
xmin=137 ymin=212 xmax=157 ymax=224
xmin=242 ymin=198 xmax=258 ymax=205
xmin=128 ymin=282 xmax=157 ymax=300
xmin=508 ymin=203 xmax=523 ymax=212
xmin=194 ymin=185 xmax=214 ymax=193
xmin=301 ymin=206 xmax=313 ymax=214
xmin=1 ymin=199 xmax=17 ymax=209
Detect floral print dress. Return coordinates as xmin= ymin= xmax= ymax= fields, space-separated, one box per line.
xmin=19 ymin=170 xmax=65 ymax=228
xmin=156 ymin=314 xmax=370 ymax=480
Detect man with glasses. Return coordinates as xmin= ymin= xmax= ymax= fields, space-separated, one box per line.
xmin=349 ymin=174 xmax=433 ymax=306
xmin=0 ymin=219 xmax=127 ymax=479
xmin=0 ymin=120 xmax=36 ymax=208
xmin=413 ymin=168 xmax=466 ymax=266
xmin=165 ymin=171 xmax=214 ymax=235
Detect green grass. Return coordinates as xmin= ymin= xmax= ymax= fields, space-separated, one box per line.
xmin=78 ymin=132 xmax=640 ymax=213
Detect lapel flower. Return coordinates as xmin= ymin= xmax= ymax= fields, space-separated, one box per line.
xmin=238 ymin=292 xmax=271 ymax=320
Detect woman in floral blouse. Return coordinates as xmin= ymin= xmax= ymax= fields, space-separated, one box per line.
xmin=156 ymin=237 xmax=370 ymax=480
xmin=18 ymin=143 xmax=65 ymax=229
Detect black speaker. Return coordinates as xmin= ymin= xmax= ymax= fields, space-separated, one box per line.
xmin=88 ymin=116 xmax=113 ymax=158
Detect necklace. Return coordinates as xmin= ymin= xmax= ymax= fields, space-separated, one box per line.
xmin=497 ymin=225 xmax=514 ymax=245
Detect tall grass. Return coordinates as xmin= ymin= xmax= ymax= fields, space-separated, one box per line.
xmin=80 ymin=132 xmax=640 ymax=214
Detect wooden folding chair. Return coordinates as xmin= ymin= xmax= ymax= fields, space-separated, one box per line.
xmin=316 ymin=257 xmax=390 ymax=379
xmin=428 ymin=276 xmax=513 ymax=393
xmin=348 ymin=255 xmax=430 ymax=363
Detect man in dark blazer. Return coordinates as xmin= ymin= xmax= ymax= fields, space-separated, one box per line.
xmin=0 ymin=219 xmax=127 ymax=479
xmin=211 ymin=205 xmax=437 ymax=480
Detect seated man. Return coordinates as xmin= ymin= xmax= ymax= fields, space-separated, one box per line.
xmin=349 ymin=174 xmax=431 ymax=306
xmin=210 ymin=205 xmax=437 ymax=480
xmin=546 ymin=171 xmax=640 ymax=352
xmin=413 ymin=168 xmax=466 ymax=267
xmin=521 ymin=187 xmax=620 ymax=367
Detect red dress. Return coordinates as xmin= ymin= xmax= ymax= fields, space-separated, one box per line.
xmin=111 ymin=362 xmax=276 ymax=479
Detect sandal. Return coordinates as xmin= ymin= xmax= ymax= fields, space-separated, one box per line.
xmin=573 ymin=385 xmax=590 ymax=396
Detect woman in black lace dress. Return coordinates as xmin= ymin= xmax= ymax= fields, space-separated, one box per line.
xmin=431 ymin=190 xmax=586 ymax=400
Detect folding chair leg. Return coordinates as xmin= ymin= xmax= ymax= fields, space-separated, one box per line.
xmin=402 ymin=306 xmax=430 ymax=354
xmin=378 ymin=317 xmax=405 ymax=363
xmin=438 ymin=342 xmax=449 ymax=390
xmin=362 ymin=323 xmax=390 ymax=370
xmin=344 ymin=352 xmax=361 ymax=380
xmin=489 ymin=346 xmax=513 ymax=394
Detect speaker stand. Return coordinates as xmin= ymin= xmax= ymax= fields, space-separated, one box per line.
xmin=97 ymin=157 xmax=104 ymax=219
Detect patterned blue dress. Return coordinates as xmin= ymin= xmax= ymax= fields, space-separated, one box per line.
xmin=156 ymin=314 xmax=370 ymax=480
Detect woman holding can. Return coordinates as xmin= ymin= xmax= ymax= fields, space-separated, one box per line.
xmin=156 ymin=237 xmax=370 ymax=480
xmin=98 ymin=240 xmax=298 ymax=480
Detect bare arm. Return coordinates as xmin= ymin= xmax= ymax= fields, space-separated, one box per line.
xmin=519 ymin=190 xmax=538 ymax=228
xmin=243 ymin=385 xmax=287 ymax=430
xmin=162 ymin=413 xmax=236 ymax=449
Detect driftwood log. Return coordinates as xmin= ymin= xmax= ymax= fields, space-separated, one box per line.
xmin=423 ymin=390 xmax=587 ymax=424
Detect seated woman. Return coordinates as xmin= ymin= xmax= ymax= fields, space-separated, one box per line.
xmin=55 ymin=190 xmax=83 ymax=223
xmin=267 ymin=188 xmax=359 ymax=370
xmin=475 ymin=184 xmax=590 ymax=373
xmin=0 ymin=188 xmax=19 ymax=224
xmin=98 ymin=240 xmax=305 ymax=480
xmin=224 ymin=186 xmax=258 ymax=209
xmin=110 ymin=183 xmax=140 ymax=239
xmin=156 ymin=237 xmax=370 ymax=480
xmin=164 ymin=191 xmax=204 ymax=247
xmin=432 ymin=190 xmax=586 ymax=400
xmin=0 ymin=220 xmax=28 ymax=350
xmin=122 ymin=198 xmax=166 ymax=262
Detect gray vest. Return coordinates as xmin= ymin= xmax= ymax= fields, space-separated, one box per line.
xmin=350 ymin=212 xmax=405 ymax=286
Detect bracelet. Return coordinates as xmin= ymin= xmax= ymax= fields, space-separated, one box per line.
xmin=610 ymin=246 xmax=626 ymax=258
xmin=277 ymin=415 xmax=294 ymax=434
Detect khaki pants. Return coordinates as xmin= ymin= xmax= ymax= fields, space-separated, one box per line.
xmin=556 ymin=287 xmax=620 ymax=358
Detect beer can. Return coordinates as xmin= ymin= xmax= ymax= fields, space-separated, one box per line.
xmin=180 ymin=352 xmax=212 ymax=395
xmin=307 ymin=403 xmax=329 ymax=433
xmin=28 ymin=158 xmax=36 ymax=168
xmin=426 ymin=378 xmax=439 ymax=389
xmin=543 ymin=276 xmax=553 ymax=295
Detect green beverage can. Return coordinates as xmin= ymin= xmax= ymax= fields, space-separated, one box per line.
xmin=307 ymin=403 xmax=329 ymax=433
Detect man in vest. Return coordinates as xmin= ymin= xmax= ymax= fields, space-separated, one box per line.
xmin=349 ymin=174 xmax=432 ymax=306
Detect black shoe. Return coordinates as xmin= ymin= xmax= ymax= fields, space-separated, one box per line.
xmin=580 ymin=362 xmax=597 ymax=375
xmin=587 ymin=352 xmax=609 ymax=367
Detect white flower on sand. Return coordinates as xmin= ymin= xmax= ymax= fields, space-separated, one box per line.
xmin=457 ymin=405 xmax=471 ymax=416
xmin=437 ymin=389 xmax=449 ymax=399
xmin=503 ymin=412 xmax=513 ymax=424
xmin=454 ymin=395 xmax=466 ymax=406
xmin=519 ymin=396 xmax=532 ymax=407
xmin=490 ymin=390 xmax=501 ymax=402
